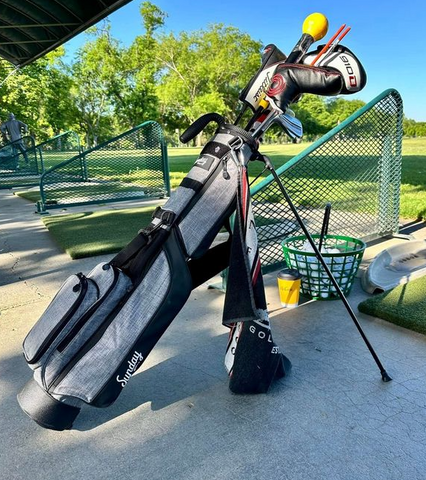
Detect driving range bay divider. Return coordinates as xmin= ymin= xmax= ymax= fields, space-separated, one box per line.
xmin=0 ymin=131 xmax=81 ymax=189
xmin=0 ymin=135 xmax=40 ymax=189
xmin=209 ymin=87 xmax=403 ymax=291
xmin=252 ymin=88 xmax=403 ymax=274
xmin=36 ymin=121 xmax=170 ymax=213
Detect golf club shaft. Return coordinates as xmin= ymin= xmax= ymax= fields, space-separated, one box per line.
xmin=251 ymin=109 xmax=280 ymax=138
xmin=263 ymin=159 xmax=391 ymax=382
xmin=318 ymin=202 xmax=331 ymax=251
xmin=234 ymin=104 xmax=248 ymax=126
xmin=286 ymin=33 xmax=315 ymax=64
xmin=316 ymin=26 xmax=351 ymax=65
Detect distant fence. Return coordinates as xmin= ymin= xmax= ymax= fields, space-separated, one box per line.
xmin=36 ymin=131 xmax=82 ymax=170
xmin=0 ymin=136 xmax=41 ymax=189
xmin=0 ymin=131 xmax=81 ymax=190
xmin=252 ymin=88 xmax=403 ymax=272
xmin=37 ymin=121 xmax=170 ymax=212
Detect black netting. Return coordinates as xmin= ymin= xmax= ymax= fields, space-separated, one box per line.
xmin=39 ymin=122 xmax=168 ymax=211
xmin=0 ymin=136 xmax=40 ymax=188
xmin=251 ymin=89 xmax=403 ymax=271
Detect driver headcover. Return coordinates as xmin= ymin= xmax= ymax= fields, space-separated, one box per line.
xmin=302 ymin=44 xmax=367 ymax=94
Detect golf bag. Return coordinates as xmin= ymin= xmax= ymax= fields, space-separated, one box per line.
xmin=17 ymin=120 xmax=288 ymax=430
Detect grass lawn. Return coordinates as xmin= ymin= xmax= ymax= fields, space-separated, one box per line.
xmin=400 ymin=138 xmax=426 ymax=219
xmin=35 ymin=138 xmax=426 ymax=259
xmin=42 ymin=206 xmax=156 ymax=259
xmin=15 ymin=138 xmax=426 ymax=219
xmin=169 ymin=139 xmax=426 ymax=219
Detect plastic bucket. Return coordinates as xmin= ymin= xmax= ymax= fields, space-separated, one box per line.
xmin=281 ymin=234 xmax=366 ymax=300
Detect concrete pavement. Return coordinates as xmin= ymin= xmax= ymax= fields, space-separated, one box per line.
xmin=1 ymin=189 xmax=426 ymax=480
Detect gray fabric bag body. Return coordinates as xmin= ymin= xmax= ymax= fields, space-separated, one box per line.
xmin=18 ymin=124 xmax=257 ymax=430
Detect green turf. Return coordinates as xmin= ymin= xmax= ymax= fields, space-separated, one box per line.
xmin=14 ymin=143 xmax=305 ymax=203
xmin=15 ymin=190 xmax=40 ymax=202
xmin=358 ymin=276 xmax=426 ymax=335
xmin=42 ymin=205 xmax=157 ymax=259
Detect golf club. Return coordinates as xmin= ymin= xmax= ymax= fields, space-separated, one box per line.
xmin=273 ymin=112 xmax=303 ymax=140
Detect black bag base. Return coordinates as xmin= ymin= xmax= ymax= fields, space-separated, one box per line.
xmin=17 ymin=378 xmax=80 ymax=431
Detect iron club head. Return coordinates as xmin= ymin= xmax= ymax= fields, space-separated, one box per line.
xmin=273 ymin=112 xmax=303 ymax=140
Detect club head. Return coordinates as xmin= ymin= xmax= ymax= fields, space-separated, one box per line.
xmin=273 ymin=112 xmax=303 ymax=140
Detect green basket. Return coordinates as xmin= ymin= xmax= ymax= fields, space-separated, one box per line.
xmin=281 ymin=234 xmax=366 ymax=300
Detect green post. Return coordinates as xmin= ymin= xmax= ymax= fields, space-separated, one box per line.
xmin=162 ymin=139 xmax=171 ymax=197
xmin=378 ymin=136 xmax=392 ymax=236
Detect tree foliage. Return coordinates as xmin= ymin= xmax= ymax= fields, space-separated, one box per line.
xmin=155 ymin=23 xmax=262 ymax=141
xmin=1 ymin=1 xmax=422 ymax=147
xmin=403 ymin=118 xmax=426 ymax=137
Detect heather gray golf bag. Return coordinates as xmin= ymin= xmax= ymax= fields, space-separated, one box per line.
xmin=17 ymin=121 xmax=262 ymax=430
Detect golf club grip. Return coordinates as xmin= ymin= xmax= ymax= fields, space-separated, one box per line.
xmin=285 ymin=33 xmax=315 ymax=64
xmin=318 ymin=203 xmax=331 ymax=251
xmin=180 ymin=113 xmax=225 ymax=144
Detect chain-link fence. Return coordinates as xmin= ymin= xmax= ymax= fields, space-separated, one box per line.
xmin=0 ymin=135 xmax=41 ymax=188
xmin=0 ymin=131 xmax=81 ymax=189
xmin=252 ymin=88 xmax=403 ymax=273
xmin=37 ymin=121 xmax=169 ymax=212
xmin=36 ymin=131 xmax=81 ymax=170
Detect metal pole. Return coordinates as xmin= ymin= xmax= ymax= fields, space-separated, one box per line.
xmin=0 ymin=66 xmax=19 ymax=87
xmin=263 ymin=156 xmax=392 ymax=382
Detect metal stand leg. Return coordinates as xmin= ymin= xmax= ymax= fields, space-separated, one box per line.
xmin=263 ymin=157 xmax=392 ymax=382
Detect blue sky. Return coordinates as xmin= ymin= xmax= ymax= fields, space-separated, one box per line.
xmin=65 ymin=0 xmax=426 ymax=121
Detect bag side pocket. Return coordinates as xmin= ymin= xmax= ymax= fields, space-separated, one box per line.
xmin=23 ymin=273 xmax=96 ymax=364
xmin=38 ymin=266 xmax=133 ymax=389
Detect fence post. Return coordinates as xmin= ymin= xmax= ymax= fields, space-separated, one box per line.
xmin=161 ymin=138 xmax=170 ymax=196
xmin=378 ymin=135 xmax=393 ymax=236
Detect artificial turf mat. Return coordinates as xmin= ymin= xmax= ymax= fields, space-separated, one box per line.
xmin=42 ymin=205 xmax=158 ymax=259
xmin=358 ymin=276 xmax=426 ymax=335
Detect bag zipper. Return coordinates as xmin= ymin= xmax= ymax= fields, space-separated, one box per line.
xmin=56 ymin=267 xmax=120 ymax=353
xmin=27 ymin=273 xmax=88 ymax=364
xmin=48 ymin=142 xmax=238 ymax=391
xmin=48 ymin=229 xmax=169 ymax=392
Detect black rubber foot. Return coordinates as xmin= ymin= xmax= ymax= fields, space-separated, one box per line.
xmin=17 ymin=378 xmax=80 ymax=431
xmin=381 ymin=371 xmax=392 ymax=382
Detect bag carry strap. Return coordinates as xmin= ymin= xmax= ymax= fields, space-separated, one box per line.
xmin=110 ymin=231 xmax=149 ymax=269
xmin=110 ymin=207 xmax=176 ymax=269
xmin=187 ymin=236 xmax=232 ymax=289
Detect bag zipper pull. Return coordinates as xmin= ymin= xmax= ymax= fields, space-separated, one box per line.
xmin=222 ymin=157 xmax=230 ymax=180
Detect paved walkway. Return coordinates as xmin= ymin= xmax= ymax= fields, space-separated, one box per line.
xmin=1 ymin=189 xmax=426 ymax=480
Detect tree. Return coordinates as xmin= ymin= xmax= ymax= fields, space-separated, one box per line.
xmin=326 ymin=97 xmax=366 ymax=124
xmin=292 ymin=95 xmax=334 ymax=139
xmin=403 ymin=117 xmax=426 ymax=137
xmin=40 ymin=51 xmax=77 ymax=137
xmin=69 ymin=24 xmax=122 ymax=147
xmin=113 ymin=2 xmax=166 ymax=128
xmin=0 ymin=48 xmax=74 ymax=142
xmin=156 ymin=24 xmax=262 ymax=143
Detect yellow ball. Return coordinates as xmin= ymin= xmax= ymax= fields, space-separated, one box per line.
xmin=302 ymin=13 xmax=328 ymax=41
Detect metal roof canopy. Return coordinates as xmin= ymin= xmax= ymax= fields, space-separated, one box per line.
xmin=0 ymin=0 xmax=132 ymax=67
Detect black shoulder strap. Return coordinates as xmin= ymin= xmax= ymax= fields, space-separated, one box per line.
xmin=110 ymin=231 xmax=149 ymax=269
xmin=110 ymin=207 xmax=176 ymax=269
xmin=187 ymin=236 xmax=232 ymax=289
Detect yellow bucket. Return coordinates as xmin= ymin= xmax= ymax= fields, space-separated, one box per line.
xmin=277 ymin=269 xmax=302 ymax=308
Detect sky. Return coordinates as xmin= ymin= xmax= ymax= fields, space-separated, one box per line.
xmin=65 ymin=0 xmax=426 ymax=121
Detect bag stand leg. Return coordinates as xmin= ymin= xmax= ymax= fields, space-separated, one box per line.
xmin=262 ymin=156 xmax=392 ymax=382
